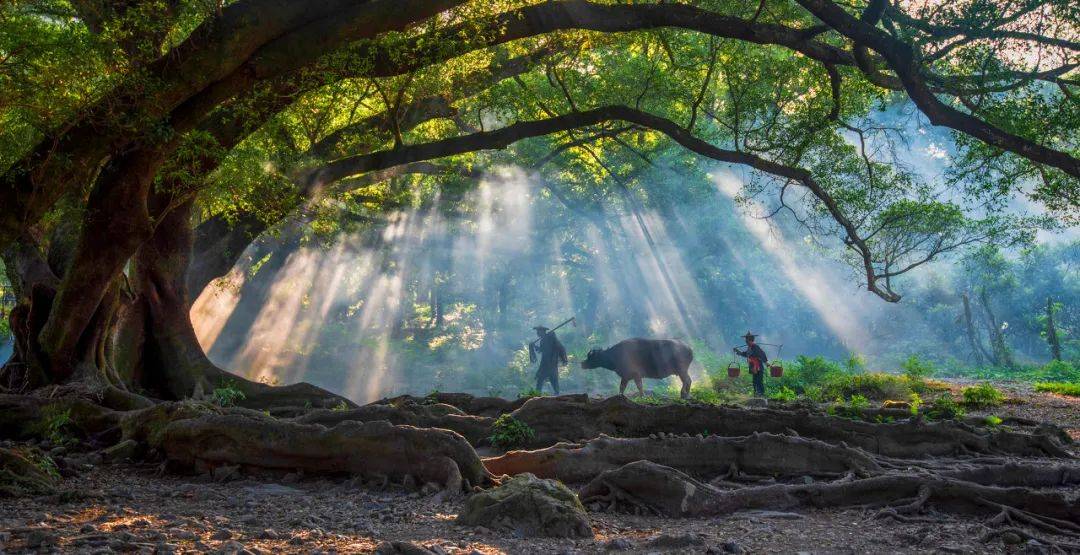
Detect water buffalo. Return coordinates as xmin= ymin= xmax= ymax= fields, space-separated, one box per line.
xmin=581 ymin=338 xmax=693 ymax=398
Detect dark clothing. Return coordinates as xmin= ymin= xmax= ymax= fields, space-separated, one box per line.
xmin=736 ymin=343 xmax=768 ymax=397
xmin=530 ymin=331 xmax=567 ymax=395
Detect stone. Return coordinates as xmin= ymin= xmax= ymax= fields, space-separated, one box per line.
xmin=1001 ymin=532 xmax=1023 ymax=545
xmin=456 ymin=474 xmax=593 ymax=538
xmin=25 ymin=529 xmax=58 ymax=548
xmin=722 ymin=541 xmax=744 ymax=554
xmin=605 ymin=538 xmax=633 ymax=550
xmin=373 ymin=541 xmax=438 ymax=554
xmin=257 ymin=529 xmax=279 ymax=540
xmin=102 ymin=439 xmax=140 ymax=462
xmin=212 ymin=465 xmax=241 ymax=482
xmin=645 ymin=534 xmax=705 ymax=549
xmin=210 ymin=529 xmax=233 ymax=541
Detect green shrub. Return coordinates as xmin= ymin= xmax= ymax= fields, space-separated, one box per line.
xmin=768 ymin=386 xmax=797 ymax=403
xmin=827 ymin=394 xmax=869 ymax=419
xmin=488 ymin=415 xmax=536 ymax=449
xmin=331 ymin=400 xmax=350 ymax=412
xmin=984 ymin=415 xmax=1003 ymax=427
xmin=900 ymin=355 xmax=935 ymax=382
xmin=908 ymin=392 xmax=923 ymax=416
xmin=961 ymin=383 xmax=1004 ymax=408
xmin=31 ymin=406 xmax=74 ymax=446
xmin=211 ymin=379 xmax=246 ymax=407
xmin=925 ymin=394 xmax=966 ymax=420
xmin=1038 ymin=360 xmax=1079 ymax=382
xmin=517 ymin=387 xmax=541 ymax=399
xmin=822 ymin=372 xmax=912 ymax=401
xmin=1034 ymin=382 xmax=1080 ymax=396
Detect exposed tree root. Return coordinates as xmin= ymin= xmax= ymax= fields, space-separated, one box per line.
xmin=200 ymin=366 xmax=356 ymax=412
xmin=294 ymin=403 xmax=494 ymax=445
xmin=376 ymin=393 xmax=588 ymax=418
xmin=151 ymin=412 xmax=490 ymax=490
xmin=483 ymin=432 xmax=882 ymax=483
xmin=579 ymin=460 xmax=1080 ymax=530
xmin=509 ymin=396 xmax=1070 ymax=457
xmin=980 ymin=526 xmax=1080 ymax=551
xmin=0 ymin=393 xmax=120 ymax=441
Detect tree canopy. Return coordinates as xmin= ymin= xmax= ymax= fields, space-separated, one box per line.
xmin=0 ymin=0 xmax=1076 ymax=399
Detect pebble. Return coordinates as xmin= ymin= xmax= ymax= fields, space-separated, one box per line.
xmin=26 ymin=529 xmax=58 ymax=548
xmin=210 ymin=529 xmax=233 ymax=541
xmin=1001 ymin=532 xmax=1022 ymax=545
xmin=722 ymin=540 xmax=743 ymax=554
xmin=605 ymin=537 xmax=633 ymax=550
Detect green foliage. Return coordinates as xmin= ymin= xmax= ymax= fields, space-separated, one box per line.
xmin=31 ymin=406 xmax=74 ymax=447
xmin=517 ymin=388 xmax=541 ymax=399
xmin=821 ymin=372 xmax=913 ymax=401
xmin=908 ymin=392 xmax=923 ymax=416
xmin=488 ymin=415 xmax=536 ymax=449
xmin=1038 ymin=360 xmax=1079 ymax=383
xmin=768 ymin=386 xmax=797 ymax=403
xmin=901 ymin=355 xmax=935 ymax=382
xmin=827 ymin=394 xmax=869 ymax=420
xmin=332 ymin=400 xmax=350 ymax=412
xmin=984 ymin=415 xmax=1003 ymax=427
xmin=211 ymin=380 xmax=247 ymax=407
xmin=925 ymin=394 xmax=966 ymax=420
xmin=1034 ymin=382 xmax=1080 ymax=397
xmin=961 ymin=383 xmax=1005 ymax=408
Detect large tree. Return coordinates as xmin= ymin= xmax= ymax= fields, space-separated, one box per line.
xmin=0 ymin=0 xmax=1074 ymax=404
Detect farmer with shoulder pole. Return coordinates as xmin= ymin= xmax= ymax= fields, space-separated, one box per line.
xmin=529 ymin=317 xmax=574 ymax=395
xmin=734 ymin=331 xmax=768 ymax=397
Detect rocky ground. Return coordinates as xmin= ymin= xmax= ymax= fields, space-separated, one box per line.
xmin=0 ymin=383 xmax=1076 ymax=554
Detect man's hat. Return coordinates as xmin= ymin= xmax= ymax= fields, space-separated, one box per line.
xmin=533 ymin=326 xmax=549 ymax=332
xmin=743 ymin=331 xmax=757 ymax=340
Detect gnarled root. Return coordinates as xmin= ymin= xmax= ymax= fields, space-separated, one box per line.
xmin=484 ymin=432 xmax=881 ymax=484
xmin=155 ymin=412 xmax=490 ymax=490
xmin=295 ymin=403 xmax=493 ymax=445
xmin=579 ymin=460 xmax=1080 ymax=529
xmin=509 ymin=396 xmax=1069 ymax=457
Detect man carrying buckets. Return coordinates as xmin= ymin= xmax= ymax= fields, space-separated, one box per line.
xmin=734 ymin=331 xmax=768 ymax=397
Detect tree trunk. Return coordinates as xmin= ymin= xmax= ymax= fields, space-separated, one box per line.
xmin=960 ymin=293 xmax=990 ymax=365
xmin=1046 ymin=297 xmax=1062 ymax=361
xmin=978 ymin=288 xmax=1014 ymax=368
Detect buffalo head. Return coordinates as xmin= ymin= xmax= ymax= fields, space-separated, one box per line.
xmin=581 ymin=348 xmax=606 ymax=369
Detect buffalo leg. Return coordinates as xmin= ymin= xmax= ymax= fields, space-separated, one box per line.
xmin=634 ymin=377 xmax=645 ymax=396
xmin=678 ymin=372 xmax=691 ymax=399
xmin=619 ymin=378 xmax=628 ymax=395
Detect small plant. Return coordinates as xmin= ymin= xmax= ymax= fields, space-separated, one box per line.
xmin=900 ymin=355 xmax=935 ymax=382
xmin=517 ymin=387 xmax=542 ymax=399
xmin=908 ymin=392 xmax=923 ymax=416
xmin=488 ymin=415 xmax=536 ymax=449
xmin=32 ymin=406 xmax=74 ymax=446
xmin=1034 ymin=382 xmax=1080 ymax=397
xmin=961 ymin=383 xmax=1004 ymax=409
xmin=211 ymin=379 xmax=247 ymax=407
xmin=332 ymin=400 xmax=350 ymax=412
xmin=849 ymin=394 xmax=870 ymax=412
xmin=984 ymin=415 xmax=1003 ymax=427
xmin=768 ymin=386 xmax=797 ymax=403
xmin=925 ymin=393 xmax=966 ymax=420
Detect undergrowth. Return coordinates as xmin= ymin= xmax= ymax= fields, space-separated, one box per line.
xmin=489 ymin=415 xmax=536 ymax=449
xmin=1034 ymin=382 xmax=1080 ymax=396
xmin=211 ymin=379 xmax=247 ymax=407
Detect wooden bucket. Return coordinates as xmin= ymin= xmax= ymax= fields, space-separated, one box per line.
xmin=770 ymin=364 xmax=784 ymax=378
xmin=727 ymin=363 xmax=740 ymax=378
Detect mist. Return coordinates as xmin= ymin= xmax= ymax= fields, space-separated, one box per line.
xmin=189 ymin=162 xmax=1029 ymax=403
